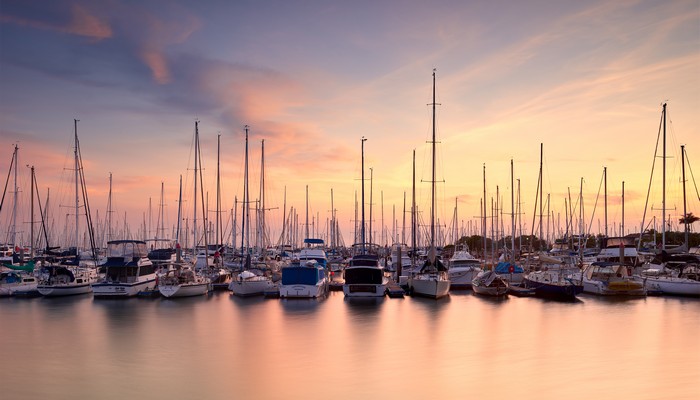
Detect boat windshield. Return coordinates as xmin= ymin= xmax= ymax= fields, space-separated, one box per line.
xmin=107 ymin=241 xmax=148 ymax=258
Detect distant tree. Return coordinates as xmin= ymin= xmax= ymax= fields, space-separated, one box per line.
xmin=679 ymin=212 xmax=700 ymax=231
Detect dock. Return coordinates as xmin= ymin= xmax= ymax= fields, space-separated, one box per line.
xmin=386 ymin=282 xmax=405 ymax=298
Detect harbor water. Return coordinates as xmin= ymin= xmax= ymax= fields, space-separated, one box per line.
xmin=2 ymin=292 xmax=698 ymax=400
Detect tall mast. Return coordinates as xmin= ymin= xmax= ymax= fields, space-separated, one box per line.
xmin=361 ymin=136 xmax=367 ymax=252
xmin=193 ymin=121 xmax=199 ymax=256
xmin=176 ymin=175 xmax=183 ymax=262
xmin=483 ymin=163 xmax=487 ymax=264
xmin=305 ymin=185 xmax=309 ymax=243
xmin=241 ymin=126 xmax=249 ymax=259
xmin=622 ymin=181 xmax=625 ymax=237
xmin=411 ymin=149 xmax=416 ymax=261
xmin=74 ymin=119 xmax=80 ymax=251
xmin=216 ymin=134 xmax=221 ymax=247
xmin=30 ymin=166 xmax=34 ymax=258
xmin=604 ymin=166 xmax=608 ymax=237
xmin=511 ymin=159 xmax=516 ymax=261
xmin=661 ymin=103 xmax=667 ymax=250
xmin=430 ymin=69 xmax=437 ymax=254
xmin=539 ymin=143 xmax=543 ymax=248
xmin=107 ymin=172 xmax=113 ymax=245
xmin=369 ymin=167 xmax=373 ymax=246
xmin=11 ymin=144 xmax=18 ymax=247
xmin=681 ymin=145 xmax=688 ymax=247
xmin=260 ymin=139 xmax=265 ymax=251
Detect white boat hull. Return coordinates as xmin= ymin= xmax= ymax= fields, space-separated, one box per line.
xmin=92 ymin=277 xmax=157 ymax=298
xmin=410 ymin=277 xmax=450 ymax=298
xmin=1 ymin=281 xmax=38 ymax=296
xmin=343 ymin=283 xmax=386 ymax=297
xmin=643 ymin=277 xmax=700 ymax=296
xmin=158 ymin=281 xmax=211 ymax=298
xmin=279 ymin=281 xmax=328 ymax=298
xmin=448 ymin=268 xmax=481 ymax=289
xmin=229 ymin=278 xmax=275 ymax=297
xmin=38 ymin=282 xmax=92 ymax=297
xmin=582 ymin=278 xmax=645 ymax=296
xmin=472 ymin=284 xmax=508 ymax=296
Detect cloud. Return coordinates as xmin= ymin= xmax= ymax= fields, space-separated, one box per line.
xmin=0 ymin=2 xmax=112 ymax=41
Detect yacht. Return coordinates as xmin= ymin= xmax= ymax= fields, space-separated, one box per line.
xmin=447 ymin=245 xmax=482 ymax=289
xmin=579 ymin=262 xmax=645 ymax=296
xmin=37 ymin=264 xmax=96 ymax=297
xmin=0 ymin=270 xmax=38 ymax=296
xmin=92 ymin=240 xmax=157 ymax=298
xmin=279 ymin=239 xmax=329 ymax=298
xmin=343 ymin=251 xmax=387 ymax=297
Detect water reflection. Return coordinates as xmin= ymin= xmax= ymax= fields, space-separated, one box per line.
xmin=1 ymin=290 xmax=698 ymax=400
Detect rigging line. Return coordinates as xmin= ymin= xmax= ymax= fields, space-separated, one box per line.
xmin=0 ymin=145 xmax=16 ymax=215
xmin=684 ymin=150 xmax=700 ymax=201
xmin=638 ymin=108 xmax=664 ymax=250
xmin=586 ymin=168 xmax=605 ymax=238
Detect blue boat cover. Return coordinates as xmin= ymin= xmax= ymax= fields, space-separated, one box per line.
xmin=495 ymin=262 xmax=524 ymax=274
xmin=281 ymin=266 xmax=322 ymax=285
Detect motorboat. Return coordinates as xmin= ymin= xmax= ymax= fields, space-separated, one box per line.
xmin=92 ymin=240 xmax=157 ymax=298
xmin=447 ymin=245 xmax=482 ymax=289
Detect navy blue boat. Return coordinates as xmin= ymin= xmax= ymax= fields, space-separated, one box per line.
xmin=523 ymin=270 xmax=583 ymax=300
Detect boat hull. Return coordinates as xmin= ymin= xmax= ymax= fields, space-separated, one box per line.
xmin=643 ymin=277 xmax=700 ymax=297
xmin=472 ymin=284 xmax=508 ymax=297
xmin=448 ymin=268 xmax=480 ymax=289
xmin=229 ymin=278 xmax=275 ymax=297
xmin=92 ymin=277 xmax=157 ymax=298
xmin=523 ymin=274 xmax=583 ymax=300
xmin=279 ymin=282 xmax=328 ymax=298
xmin=409 ymin=277 xmax=450 ymax=299
xmin=582 ymin=279 xmax=645 ymax=296
xmin=158 ymin=281 xmax=211 ymax=298
xmin=37 ymin=282 xmax=92 ymax=297
xmin=343 ymin=283 xmax=386 ymax=297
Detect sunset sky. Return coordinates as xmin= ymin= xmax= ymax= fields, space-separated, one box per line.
xmin=1 ymin=0 xmax=699 ymax=248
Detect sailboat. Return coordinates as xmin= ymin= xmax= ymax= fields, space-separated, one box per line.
xmin=38 ymin=120 xmax=98 ymax=297
xmin=229 ymin=129 xmax=275 ymax=296
xmin=342 ymin=137 xmax=387 ymax=297
xmin=635 ymin=106 xmax=699 ymax=296
xmin=158 ymin=121 xmax=212 ymax=298
xmin=408 ymin=70 xmax=450 ymax=299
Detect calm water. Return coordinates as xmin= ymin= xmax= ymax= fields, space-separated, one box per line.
xmin=2 ymin=291 xmax=698 ymax=400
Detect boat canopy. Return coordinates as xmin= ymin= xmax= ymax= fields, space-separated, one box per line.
xmin=303 ymin=238 xmax=324 ymax=245
xmin=495 ymin=262 xmax=524 ymax=274
xmin=107 ymin=240 xmax=148 ymax=258
xmin=281 ymin=265 xmax=324 ymax=285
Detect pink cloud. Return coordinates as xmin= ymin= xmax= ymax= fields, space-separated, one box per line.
xmin=140 ymin=50 xmax=171 ymax=84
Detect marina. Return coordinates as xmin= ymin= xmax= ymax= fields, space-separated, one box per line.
xmin=1 ymin=1 xmax=699 ymax=399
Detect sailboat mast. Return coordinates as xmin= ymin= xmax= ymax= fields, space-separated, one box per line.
xmin=361 ymin=137 xmax=367 ymax=252
xmin=622 ymin=181 xmax=625 ymax=237
xmin=511 ymin=159 xmax=516 ymax=261
xmin=305 ymin=185 xmax=309 ymax=243
xmin=216 ymin=134 xmax=221 ymax=248
xmin=661 ymin=102 xmax=667 ymax=250
xmin=430 ymin=69 xmax=437 ymax=252
xmin=30 ymin=166 xmax=34 ymax=258
xmin=483 ymin=164 xmax=487 ymax=264
xmin=539 ymin=143 xmax=543 ymax=248
xmin=604 ymin=166 xmax=608 ymax=237
xmin=681 ymin=145 xmax=688 ymax=247
xmin=11 ymin=144 xmax=18 ymax=247
xmin=412 ymin=149 xmax=416 ymax=260
xmin=260 ymin=139 xmax=266 ymax=251
xmin=74 ymin=119 xmax=80 ymax=253
xmin=193 ymin=121 xmax=199 ymax=257
xmin=241 ymin=126 xmax=249 ymax=258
